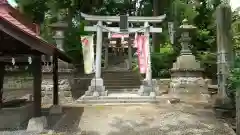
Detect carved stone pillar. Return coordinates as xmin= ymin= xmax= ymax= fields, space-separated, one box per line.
xmin=214 ymin=4 xmax=234 ymax=109
xmin=128 ymin=40 xmax=132 ymax=70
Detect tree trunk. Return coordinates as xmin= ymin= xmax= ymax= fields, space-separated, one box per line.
xmin=152 ymin=0 xmax=160 ymax=52
xmin=152 ymin=0 xmax=167 ymax=52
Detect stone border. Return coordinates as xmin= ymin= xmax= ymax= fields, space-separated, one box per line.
xmin=0 ymin=103 xmax=33 ymax=129
xmin=75 ymin=94 xmax=212 ymax=105
xmin=77 ymin=95 xmax=169 ymax=104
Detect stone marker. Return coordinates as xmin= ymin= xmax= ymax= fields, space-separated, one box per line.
xmin=27 ymin=116 xmax=47 ymax=132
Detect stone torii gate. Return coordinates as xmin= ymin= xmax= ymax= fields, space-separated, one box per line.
xmin=81 ymin=13 xmax=166 ymax=97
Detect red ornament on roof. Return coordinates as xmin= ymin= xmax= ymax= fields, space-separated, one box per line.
xmin=0 ymin=0 xmax=72 ymax=62
xmin=0 ymin=0 xmax=41 ymax=35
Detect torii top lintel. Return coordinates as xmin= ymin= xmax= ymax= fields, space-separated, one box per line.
xmin=80 ymin=13 xmax=166 ymax=23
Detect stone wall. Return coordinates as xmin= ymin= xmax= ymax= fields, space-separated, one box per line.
xmin=3 ymin=74 xmax=33 ymax=90
xmin=41 ymin=66 xmax=93 ymax=104
xmin=2 ymin=68 xmax=92 ymax=104
xmin=155 ymin=79 xmax=171 ymax=94
xmin=154 ymin=78 xmax=212 ymax=96
xmin=41 ymin=72 xmax=74 ymax=104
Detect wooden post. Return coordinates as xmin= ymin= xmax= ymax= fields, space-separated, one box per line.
xmin=32 ymin=55 xmax=42 ymax=117
xmin=128 ymin=39 xmax=132 ymax=70
xmin=0 ymin=62 xmax=5 ymax=109
xmin=104 ymin=44 xmax=109 ymax=69
xmin=52 ymin=55 xmax=58 ymax=105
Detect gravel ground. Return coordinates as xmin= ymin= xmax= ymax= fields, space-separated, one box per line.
xmin=79 ymin=103 xmax=235 ymax=135
xmin=0 ymin=103 xmax=236 ymax=135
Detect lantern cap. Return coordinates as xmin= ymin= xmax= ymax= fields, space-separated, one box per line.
xmin=179 ymin=19 xmax=196 ymax=30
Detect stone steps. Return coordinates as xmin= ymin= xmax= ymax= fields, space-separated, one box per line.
xmin=104 ymin=82 xmax=140 ymax=88
xmin=105 ymin=86 xmax=139 ymax=89
xmin=104 ymin=80 xmax=141 ymax=85
xmin=102 ymin=70 xmax=141 ymax=93
xmin=104 ymin=79 xmax=141 ymax=83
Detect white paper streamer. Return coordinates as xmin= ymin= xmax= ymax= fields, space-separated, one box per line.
xmin=28 ymin=57 xmax=32 ymax=64
xmin=12 ymin=57 xmax=15 ymax=65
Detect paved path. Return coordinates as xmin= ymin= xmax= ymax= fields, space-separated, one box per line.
xmin=78 ymin=103 xmax=235 ymax=135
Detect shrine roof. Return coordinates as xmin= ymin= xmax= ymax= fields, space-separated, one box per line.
xmin=0 ymin=0 xmax=72 ymax=63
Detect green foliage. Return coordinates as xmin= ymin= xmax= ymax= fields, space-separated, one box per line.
xmin=227 ymin=8 xmax=240 ymax=103
xmin=151 ymin=42 xmax=176 ymax=78
xmin=227 ymin=54 xmax=240 ymax=104
xmin=63 ymin=22 xmax=84 ymax=64
xmin=232 ymin=9 xmax=240 ymax=50
xmin=16 ymin=0 xmax=49 ymax=23
xmin=197 ymin=51 xmax=217 ymax=79
xmin=171 ymin=0 xmax=199 ymax=24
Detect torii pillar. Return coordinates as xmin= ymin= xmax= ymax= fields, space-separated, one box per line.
xmin=138 ymin=22 xmax=158 ymax=96
xmin=85 ymin=21 xmax=107 ymax=96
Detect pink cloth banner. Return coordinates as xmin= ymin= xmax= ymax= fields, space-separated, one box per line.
xmin=136 ymin=35 xmax=147 ymax=73
xmin=111 ymin=33 xmax=129 ymax=38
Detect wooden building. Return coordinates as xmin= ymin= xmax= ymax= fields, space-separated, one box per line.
xmin=0 ymin=0 xmax=71 ymax=126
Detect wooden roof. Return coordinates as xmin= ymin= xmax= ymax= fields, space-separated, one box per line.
xmin=0 ymin=1 xmax=72 ymax=63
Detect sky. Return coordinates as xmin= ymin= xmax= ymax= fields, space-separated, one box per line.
xmin=230 ymin=0 xmax=240 ymax=10
xmin=6 ymin=0 xmax=240 ymax=11
xmin=7 ymin=0 xmax=17 ymax=7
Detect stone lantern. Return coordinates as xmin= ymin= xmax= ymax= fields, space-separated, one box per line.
xmin=171 ymin=19 xmax=203 ymax=78
xmin=41 ymin=11 xmax=74 ymax=108
xmin=169 ymin=19 xmax=209 ymax=103
xmin=50 ymin=11 xmax=68 ymax=52
xmin=49 ymin=11 xmax=74 ymax=72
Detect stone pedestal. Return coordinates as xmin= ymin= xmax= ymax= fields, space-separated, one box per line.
xmin=85 ymin=78 xmax=108 ymax=96
xmin=170 ymin=53 xmax=209 ymax=103
xmin=138 ymin=79 xmax=158 ymax=96
xmin=27 ymin=116 xmax=47 ymax=132
xmin=170 ymin=77 xmax=209 ymax=102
